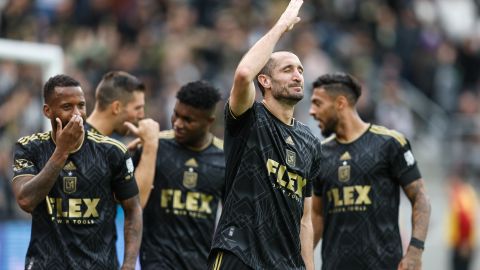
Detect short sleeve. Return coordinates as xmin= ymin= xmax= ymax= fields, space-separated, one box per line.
xmin=308 ymin=140 xmax=322 ymax=198
xmin=389 ymin=138 xmax=422 ymax=187
xmin=12 ymin=141 xmax=39 ymax=179
xmin=111 ymin=150 xmax=139 ymax=201
xmin=224 ymin=100 xmax=256 ymax=137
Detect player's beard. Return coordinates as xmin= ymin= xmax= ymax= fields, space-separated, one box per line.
xmin=321 ymin=115 xmax=339 ymax=137
xmin=271 ymin=82 xmax=304 ymax=105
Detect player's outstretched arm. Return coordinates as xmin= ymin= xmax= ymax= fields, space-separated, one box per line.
xmin=120 ymin=195 xmax=143 ymax=270
xmin=12 ymin=116 xmax=84 ymax=213
xmin=300 ymin=197 xmax=314 ymax=270
xmin=398 ymin=178 xmax=431 ymax=270
xmin=229 ymin=0 xmax=303 ymax=116
xmin=312 ymin=194 xmax=324 ymax=248
xmin=125 ymin=119 xmax=159 ymax=208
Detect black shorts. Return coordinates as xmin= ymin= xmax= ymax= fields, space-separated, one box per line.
xmin=208 ymin=249 xmax=252 ymax=270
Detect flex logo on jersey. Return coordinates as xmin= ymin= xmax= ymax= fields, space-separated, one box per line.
xmin=46 ymin=197 xmax=100 ymax=224
xmin=161 ymin=189 xmax=213 ymax=218
xmin=327 ymin=185 xmax=372 ymax=213
xmin=266 ymin=158 xmax=307 ymax=198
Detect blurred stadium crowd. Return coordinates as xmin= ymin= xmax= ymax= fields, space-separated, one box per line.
xmin=0 ymin=1 xmax=480 ymax=267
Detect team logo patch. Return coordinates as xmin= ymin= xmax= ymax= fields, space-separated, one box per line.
xmin=183 ymin=168 xmax=198 ymax=189
xmin=286 ymin=149 xmax=296 ymax=167
xmin=338 ymin=162 xmax=351 ymax=183
xmin=13 ymin=159 xmax=34 ymax=172
xmin=63 ymin=177 xmax=77 ymax=194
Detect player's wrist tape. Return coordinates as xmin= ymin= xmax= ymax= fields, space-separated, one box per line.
xmin=409 ymin=237 xmax=425 ymax=250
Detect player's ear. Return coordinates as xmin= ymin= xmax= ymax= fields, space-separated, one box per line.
xmin=111 ymin=100 xmax=122 ymax=115
xmin=257 ymin=74 xmax=271 ymax=90
xmin=335 ymin=95 xmax=348 ymax=110
xmin=43 ymin=104 xmax=52 ymax=118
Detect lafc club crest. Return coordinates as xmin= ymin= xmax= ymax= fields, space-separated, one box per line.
xmin=286 ymin=149 xmax=296 ymax=167
xmin=338 ymin=162 xmax=351 ymax=183
xmin=183 ymin=168 xmax=198 ymax=189
xmin=63 ymin=177 xmax=77 ymax=194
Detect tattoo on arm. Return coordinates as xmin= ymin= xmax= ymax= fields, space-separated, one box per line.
xmin=121 ymin=196 xmax=143 ymax=269
xmin=403 ymin=179 xmax=431 ymax=241
xmin=13 ymin=155 xmax=66 ymax=212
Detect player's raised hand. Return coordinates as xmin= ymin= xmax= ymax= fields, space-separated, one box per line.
xmin=55 ymin=114 xmax=84 ymax=153
xmin=125 ymin=119 xmax=159 ymax=142
xmin=277 ymin=0 xmax=303 ymax=32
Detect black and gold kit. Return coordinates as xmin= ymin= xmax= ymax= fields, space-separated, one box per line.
xmin=314 ymin=124 xmax=422 ymax=270
xmin=138 ymin=130 xmax=225 ymax=270
xmin=210 ymin=101 xmax=322 ymax=269
xmin=12 ymin=130 xmax=139 ymax=270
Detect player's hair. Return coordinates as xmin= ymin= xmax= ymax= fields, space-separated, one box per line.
xmin=43 ymin=74 xmax=81 ymax=103
xmin=312 ymin=73 xmax=362 ymax=105
xmin=95 ymin=71 xmax=145 ymax=110
xmin=176 ymin=80 xmax=221 ymax=112
xmin=256 ymin=56 xmax=277 ymax=96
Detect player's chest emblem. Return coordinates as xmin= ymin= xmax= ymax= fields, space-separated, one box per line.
xmin=183 ymin=168 xmax=198 ymax=189
xmin=286 ymin=149 xmax=296 ymax=167
xmin=63 ymin=176 xmax=77 ymax=194
xmin=338 ymin=161 xmax=351 ymax=183
xmin=63 ymin=161 xmax=77 ymax=194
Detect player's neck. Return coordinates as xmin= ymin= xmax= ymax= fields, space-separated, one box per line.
xmin=185 ymin=133 xmax=213 ymax=152
xmin=335 ymin=112 xmax=369 ymax=143
xmin=262 ymin=99 xmax=295 ymax=126
xmin=86 ymin=111 xmax=114 ymax=136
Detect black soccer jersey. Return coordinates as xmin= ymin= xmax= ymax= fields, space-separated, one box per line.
xmin=138 ymin=130 xmax=225 ymax=270
xmin=211 ymin=101 xmax=322 ymax=270
xmin=12 ymin=130 xmax=139 ymax=270
xmin=313 ymin=124 xmax=422 ymax=270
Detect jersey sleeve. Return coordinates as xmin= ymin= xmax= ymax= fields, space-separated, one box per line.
xmin=224 ymin=100 xmax=256 ymax=137
xmin=307 ymin=140 xmax=322 ymax=198
xmin=131 ymin=146 xmax=142 ymax=167
xmin=312 ymin=146 xmax=325 ymax=197
xmin=388 ymin=137 xmax=422 ymax=186
xmin=111 ymin=148 xmax=139 ymax=201
xmin=12 ymin=141 xmax=39 ymax=179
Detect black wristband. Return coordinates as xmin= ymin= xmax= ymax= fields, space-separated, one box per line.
xmin=409 ymin=237 xmax=425 ymax=250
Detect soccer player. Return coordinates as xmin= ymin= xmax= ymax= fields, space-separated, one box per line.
xmin=209 ymin=1 xmax=321 ymax=269
xmin=309 ymin=73 xmax=431 ymax=270
xmin=11 ymin=74 xmax=142 ymax=269
xmin=86 ymin=71 xmax=159 ymax=207
xmin=138 ymin=80 xmax=224 ymax=270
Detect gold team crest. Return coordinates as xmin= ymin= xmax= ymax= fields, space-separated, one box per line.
xmin=338 ymin=161 xmax=351 ymax=183
xmin=63 ymin=177 xmax=77 ymax=194
xmin=183 ymin=168 xmax=198 ymax=189
xmin=286 ymin=149 xmax=296 ymax=167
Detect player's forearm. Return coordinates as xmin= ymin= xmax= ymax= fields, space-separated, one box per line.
xmin=300 ymin=218 xmax=314 ymax=270
xmin=235 ymin=24 xmax=287 ymax=82
xmin=135 ymin=143 xmax=158 ymax=208
xmin=312 ymin=214 xmax=323 ymax=248
xmin=15 ymin=149 xmax=69 ymax=212
xmin=411 ymin=190 xmax=431 ymax=242
xmin=122 ymin=197 xmax=143 ymax=269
